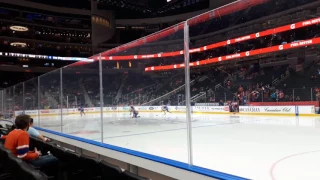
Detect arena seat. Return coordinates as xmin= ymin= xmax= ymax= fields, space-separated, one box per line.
xmin=78 ymin=154 xmax=101 ymax=179
xmin=29 ymin=138 xmax=45 ymax=153
xmin=19 ymin=161 xmax=50 ymax=180
xmin=123 ymin=170 xmax=150 ymax=180
xmin=1 ymin=142 xmax=53 ymax=180
xmin=55 ymin=149 xmax=82 ymax=180
xmin=0 ymin=143 xmax=12 ymax=179
xmin=46 ymin=144 xmax=61 ymax=158
xmin=99 ymin=160 xmax=124 ymax=179
xmin=7 ymin=153 xmax=51 ymax=180
xmin=7 ymin=153 xmax=23 ymax=179
xmin=29 ymin=137 xmax=53 ymax=156
xmin=21 ymin=137 xmax=152 ymax=180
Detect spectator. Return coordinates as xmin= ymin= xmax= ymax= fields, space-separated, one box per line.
xmin=279 ymin=91 xmax=284 ymax=101
xmin=4 ymin=114 xmax=58 ymax=168
xmin=227 ymin=80 xmax=231 ymax=89
xmin=28 ymin=118 xmax=50 ymax=142
xmin=219 ymin=100 xmax=224 ymax=106
xmin=271 ymin=92 xmax=277 ymax=101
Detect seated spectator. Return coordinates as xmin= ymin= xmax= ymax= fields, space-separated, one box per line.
xmin=28 ymin=118 xmax=50 ymax=142
xmin=271 ymin=92 xmax=277 ymax=101
xmin=279 ymin=91 xmax=284 ymax=101
xmin=219 ymin=100 xmax=224 ymax=106
xmin=4 ymin=114 xmax=58 ymax=168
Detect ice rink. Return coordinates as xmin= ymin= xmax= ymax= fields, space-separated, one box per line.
xmin=35 ymin=112 xmax=320 ymax=180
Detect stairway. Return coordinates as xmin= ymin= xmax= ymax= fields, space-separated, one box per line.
xmin=79 ymin=82 xmax=93 ymax=107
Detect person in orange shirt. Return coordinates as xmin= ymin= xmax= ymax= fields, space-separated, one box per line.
xmin=4 ymin=114 xmax=58 ymax=168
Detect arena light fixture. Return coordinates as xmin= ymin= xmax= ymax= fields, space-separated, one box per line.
xmin=10 ymin=42 xmax=27 ymax=47
xmin=9 ymin=26 xmax=29 ymax=32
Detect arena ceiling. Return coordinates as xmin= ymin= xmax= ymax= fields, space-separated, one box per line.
xmin=26 ymin=0 xmax=178 ymax=10
xmin=25 ymin=0 xmax=209 ymax=18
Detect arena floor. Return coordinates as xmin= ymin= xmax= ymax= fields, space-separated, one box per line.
xmin=35 ymin=112 xmax=320 ymax=180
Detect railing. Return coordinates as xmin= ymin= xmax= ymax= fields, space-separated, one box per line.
xmin=212 ymin=91 xmax=235 ymax=103
xmin=198 ymin=76 xmax=208 ymax=82
xmin=180 ymin=91 xmax=206 ymax=105
xmin=240 ymin=87 xmax=317 ymax=103
xmin=272 ymin=72 xmax=290 ymax=86
xmin=214 ymin=83 xmax=222 ymax=91
xmin=122 ymin=73 xmax=184 ymax=105
xmin=195 ymin=87 xmax=320 ymax=105
xmin=120 ymin=83 xmax=158 ymax=104
xmin=115 ymin=81 xmax=125 ymax=102
xmin=191 ymin=92 xmax=206 ymax=102
xmin=142 ymin=78 xmax=197 ymax=106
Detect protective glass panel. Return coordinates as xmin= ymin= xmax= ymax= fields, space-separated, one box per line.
xmin=24 ymin=78 xmax=39 ymax=125
xmin=0 ymin=90 xmax=3 ymax=117
xmin=4 ymin=87 xmax=14 ymax=119
xmin=61 ymin=61 xmax=101 ymax=141
xmin=100 ymin=22 xmax=188 ymax=162
xmin=13 ymin=83 xmax=24 ymax=114
xmin=39 ymin=69 xmax=62 ymax=132
xmin=187 ymin=0 xmax=320 ymax=179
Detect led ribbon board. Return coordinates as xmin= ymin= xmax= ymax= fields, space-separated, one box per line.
xmin=145 ymin=38 xmax=317 ymax=71
xmin=100 ymin=17 xmax=320 ymax=61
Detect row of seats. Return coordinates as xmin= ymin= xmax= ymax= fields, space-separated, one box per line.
xmin=29 ymin=137 xmax=150 ymax=180
xmin=0 ymin=143 xmax=51 ymax=180
xmin=0 ymin=129 xmax=150 ymax=180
